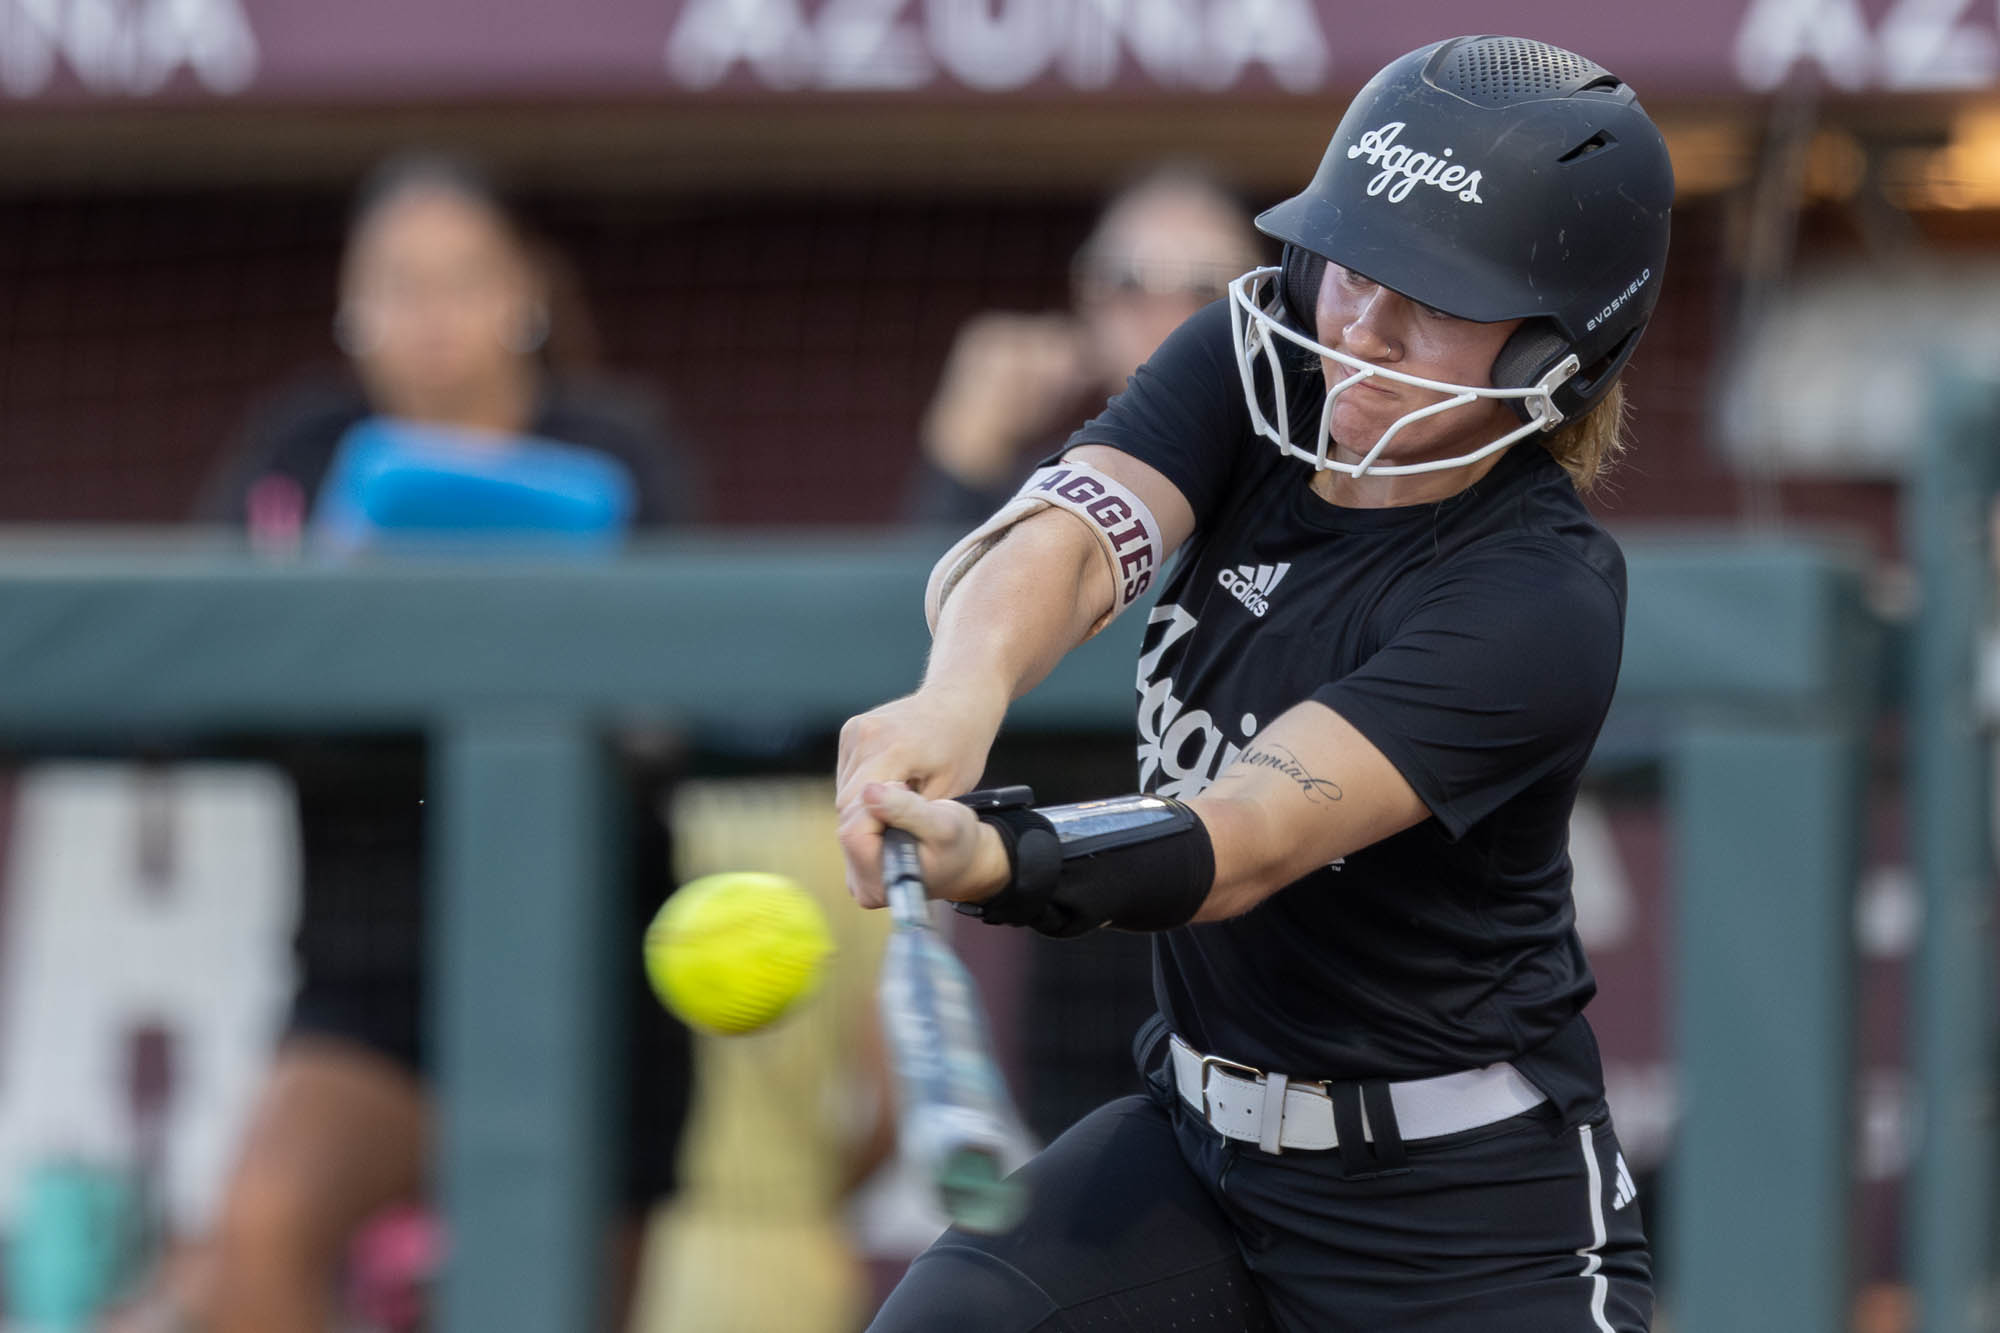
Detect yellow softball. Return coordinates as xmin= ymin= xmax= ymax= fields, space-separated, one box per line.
xmin=643 ymin=871 xmax=835 ymax=1035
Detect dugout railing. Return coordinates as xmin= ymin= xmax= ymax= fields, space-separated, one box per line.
xmin=0 ymin=528 xmax=1881 ymax=1333
xmin=1906 ymin=377 xmax=2000 ymax=1333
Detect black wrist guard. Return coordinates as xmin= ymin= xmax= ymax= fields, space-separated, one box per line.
xmin=954 ymin=786 xmax=1214 ymax=938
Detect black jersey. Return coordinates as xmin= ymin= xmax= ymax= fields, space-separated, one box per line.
xmin=1070 ymin=301 xmax=1625 ymax=1118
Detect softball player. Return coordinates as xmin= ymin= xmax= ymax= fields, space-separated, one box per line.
xmin=837 ymin=34 xmax=1673 ymax=1332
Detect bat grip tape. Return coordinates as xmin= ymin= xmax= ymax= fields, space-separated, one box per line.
xmin=954 ymin=786 xmax=1213 ymax=937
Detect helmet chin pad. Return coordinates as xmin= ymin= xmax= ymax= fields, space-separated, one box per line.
xmin=1494 ymin=321 xmax=1646 ymax=424
xmin=1490 ymin=323 xmax=1573 ymax=423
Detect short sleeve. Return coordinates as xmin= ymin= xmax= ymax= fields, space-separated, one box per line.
xmin=1066 ymin=300 xmax=1256 ymax=527
xmin=1312 ymin=540 xmax=1625 ymax=839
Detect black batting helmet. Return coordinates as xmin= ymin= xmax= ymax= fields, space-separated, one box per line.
xmin=1258 ymin=35 xmax=1675 ymax=424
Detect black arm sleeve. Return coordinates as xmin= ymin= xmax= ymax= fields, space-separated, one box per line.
xmin=1313 ymin=539 xmax=1626 ymax=840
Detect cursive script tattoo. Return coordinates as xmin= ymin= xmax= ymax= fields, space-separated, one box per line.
xmin=1239 ymin=745 xmax=1343 ymax=804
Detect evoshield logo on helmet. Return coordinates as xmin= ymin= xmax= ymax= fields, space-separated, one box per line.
xmin=1585 ymin=270 xmax=1652 ymax=333
xmin=1344 ymin=123 xmax=1485 ymax=204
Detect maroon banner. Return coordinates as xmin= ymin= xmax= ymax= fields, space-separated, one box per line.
xmin=2 ymin=0 xmax=1996 ymax=103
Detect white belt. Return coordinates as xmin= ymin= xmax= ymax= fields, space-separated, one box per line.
xmin=1169 ymin=1035 xmax=1547 ymax=1155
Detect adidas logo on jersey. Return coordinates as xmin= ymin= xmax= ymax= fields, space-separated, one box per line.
xmin=1218 ymin=562 xmax=1290 ymax=617
xmin=1612 ymin=1152 xmax=1638 ymax=1210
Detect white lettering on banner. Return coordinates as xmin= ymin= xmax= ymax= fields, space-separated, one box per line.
xmin=1190 ymin=0 xmax=1323 ymax=92
xmin=665 ymin=0 xmax=1328 ymax=92
xmin=1879 ymin=0 xmax=1996 ymax=89
xmin=666 ymin=0 xmax=816 ymax=88
xmin=820 ymin=0 xmax=930 ymax=88
xmin=1733 ymin=0 xmax=1872 ymax=89
xmin=1734 ymin=0 xmax=1998 ymax=92
xmin=929 ymin=0 xmax=1053 ymax=92
xmin=0 ymin=0 xmax=256 ymax=97
xmin=1060 ymin=0 xmax=1193 ymax=89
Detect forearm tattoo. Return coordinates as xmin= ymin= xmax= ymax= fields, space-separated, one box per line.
xmin=1238 ymin=745 xmax=1344 ymax=804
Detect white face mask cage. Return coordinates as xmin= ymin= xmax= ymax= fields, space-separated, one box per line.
xmin=1227 ymin=267 xmax=1581 ymax=478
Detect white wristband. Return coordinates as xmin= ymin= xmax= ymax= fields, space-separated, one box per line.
xmin=923 ymin=459 xmax=1165 ymax=638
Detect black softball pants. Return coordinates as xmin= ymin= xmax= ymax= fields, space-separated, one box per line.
xmin=869 ymin=1043 xmax=1651 ymax=1332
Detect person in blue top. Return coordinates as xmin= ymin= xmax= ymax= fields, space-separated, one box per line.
xmin=152 ymin=153 xmax=696 ymax=1333
xmin=199 ymin=153 xmax=694 ymax=542
xmin=836 ymin=35 xmax=1673 ymax=1333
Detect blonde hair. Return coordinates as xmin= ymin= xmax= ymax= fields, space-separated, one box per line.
xmin=1540 ymin=379 xmax=1627 ymax=493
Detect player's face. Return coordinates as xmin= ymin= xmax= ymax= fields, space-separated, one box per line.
xmin=1313 ymin=263 xmax=1523 ymax=465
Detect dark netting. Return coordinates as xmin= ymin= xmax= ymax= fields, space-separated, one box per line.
xmin=0 ymin=189 xmax=1093 ymax=525
xmin=1432 ymin=37 xmax=1615 ymax=108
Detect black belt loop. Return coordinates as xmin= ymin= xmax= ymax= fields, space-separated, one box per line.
xmin=1360 ymin=1081 xmax=1408 ymax=1169
xmin=1328 ymin=1081 xmax=1371 ymax=1176
xmin=1131 ymin=1013 xmax=1173 ymax=1076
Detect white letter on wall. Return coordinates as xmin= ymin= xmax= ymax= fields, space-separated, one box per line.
xmin=0 ymin=765 xmax=298 ymax=1233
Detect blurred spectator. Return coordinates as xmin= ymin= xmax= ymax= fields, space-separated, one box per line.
xmin=198 ymin=152 xmax=697 ymax=540
xmin=134 ymin=153 xmax=700 ymax=1333
xmin=907 ymin=163 xmax=1263 ymax=525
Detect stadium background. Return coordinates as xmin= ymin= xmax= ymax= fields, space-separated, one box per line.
xmin=0 ymin=1 xmax=1993 ymax=1330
